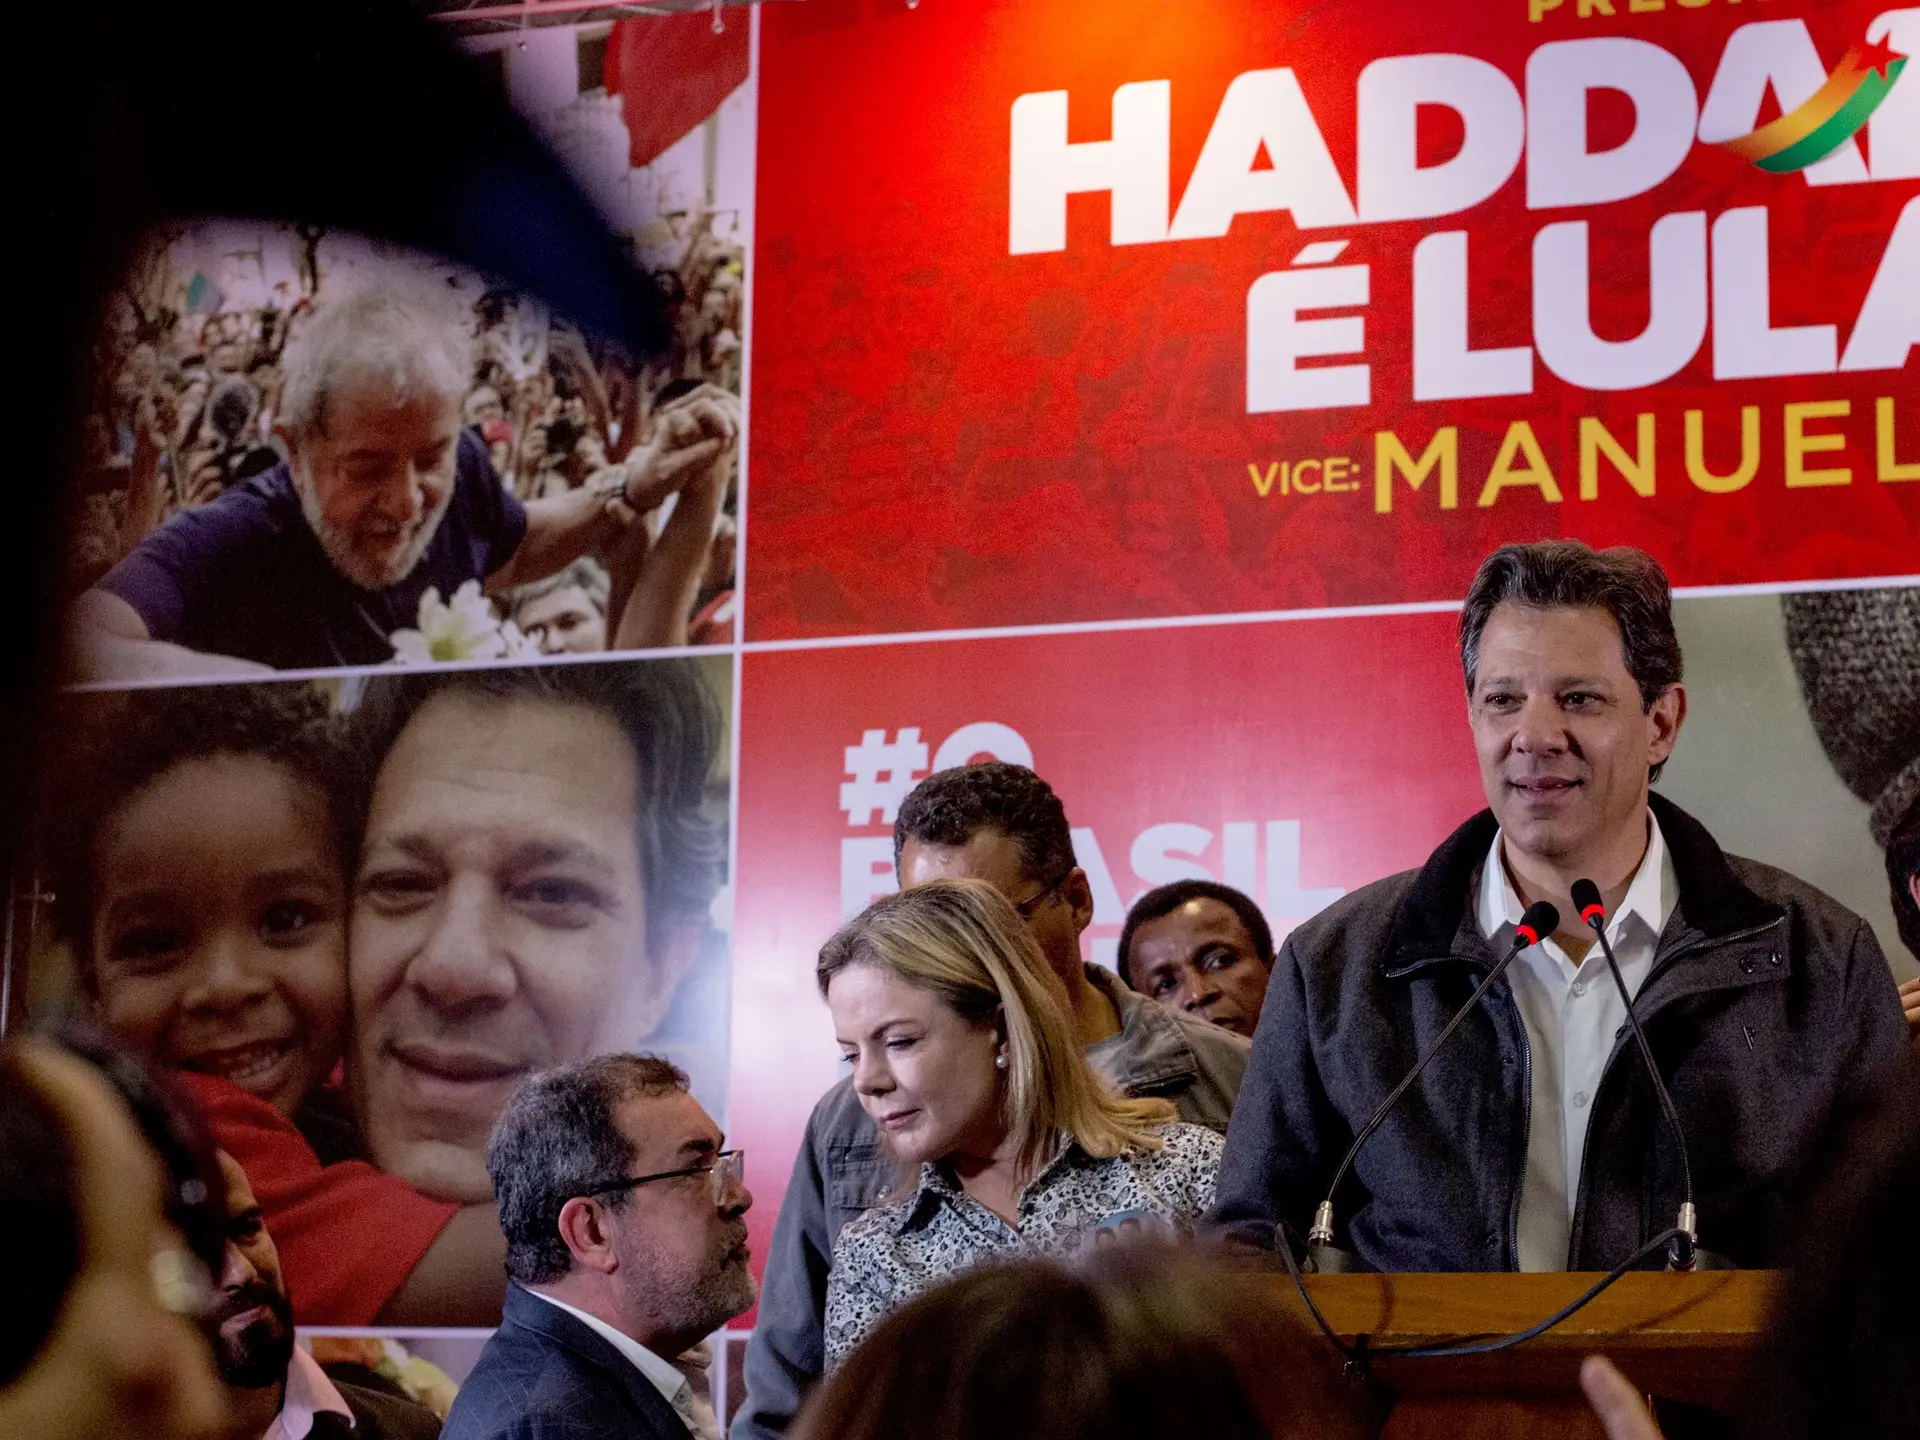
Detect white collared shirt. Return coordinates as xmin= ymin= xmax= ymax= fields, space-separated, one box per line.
xmin=265 ymin=1345 xmax=355 ymax=1440
xmin=1476 ymin=811 xmax=1678 ymax=1272
xmin=524 ymin=1289 xmax=720 ymax=1440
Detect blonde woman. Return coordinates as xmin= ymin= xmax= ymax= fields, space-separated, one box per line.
xmin=819 ymin=879 xmax=1224 ymax=1368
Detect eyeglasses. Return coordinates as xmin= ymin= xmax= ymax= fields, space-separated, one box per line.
xmin=1010 ymin=873 xmax=1071 ymax=918
xmin=584 ymin=1149 xmax=745 ymax=1206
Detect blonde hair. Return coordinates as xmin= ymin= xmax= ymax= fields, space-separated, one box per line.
xmin=817 ymin=878 xmax=1175 ymax=1176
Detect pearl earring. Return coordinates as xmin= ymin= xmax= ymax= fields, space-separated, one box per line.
xmin=995 ymin=1054 xmax=1008 ymax=1070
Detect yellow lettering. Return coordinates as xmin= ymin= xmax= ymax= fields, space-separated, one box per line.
xmin=1530 ymin=0 xmax=1565 ymax=19
xmin=1477 ymin=421 xmax=1563 ymax=507
xmin=1375 ymin=428 xmax=1459 ymax=513
xmin=1785 ymin=400 xmax=1851 ymax=488
xmin=1324 ymin=456 xmax=1352 ymax=491
xmin=1249 ymin=462 xmax=1281 ymax=498
xmin=1578 ymin=414 xmax=1656 ymax=500
xmin=1676 ymin=0 xmax=1711 ymax=8
xmin=1294 ymin=460 xmax=1323 ymax=494
xmin=1684 ymin=407 xmax=1760 ymax=494
xmin=1629 ymin=0 xmax=1665 ymax=11
xmin=1578 ymin=0 xmax=1617 ymax=15
xmin=1878 ymin=397 xmax=1920 ymax=482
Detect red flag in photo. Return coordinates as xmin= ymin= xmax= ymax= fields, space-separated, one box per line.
xmin=604 ymin=14 xmax=750 ymax=168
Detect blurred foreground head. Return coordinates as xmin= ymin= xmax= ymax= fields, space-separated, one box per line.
xmin=0 ymin=1033 xmax=230 ymax=1440
xmin=1745 ymin=1055 xmax=1920 ymax=1440
xmin=792 ymin=1244 xmax=1366 ymax=1440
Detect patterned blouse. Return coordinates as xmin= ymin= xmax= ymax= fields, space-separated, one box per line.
xmin=822 ymin=1121 xmax=1224 ymax=1369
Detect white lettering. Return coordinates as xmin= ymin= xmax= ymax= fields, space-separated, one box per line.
xmin=1009 ymin=81 xmax=1171 ymax=255
xmin=1169 ymin=69 xmax=1356 ymax=238
xmin=1841 ymin=196 xmax=1920 ymax=371
xmin=1265 ymin=821 xmax=1344 ymax=920
xmin=1413 ymin=231 xmax=1535 ymax=401
xmin=931 ymin=721 xmax=1034 ymax=773
xmin=1247 ymin=264 xmax=1371 ymax=413
xmin=1130 ymin=822 xmax=1214 ymax=892
xmin=1073 ymin=827 xmax=1127 ymax=926
xmin=1534 ymin=212 xmax=1707 ymax=389
xmin=1711 ymin=207 xmax=1837 ymax=379
xmin=1867 ymin=10 xmax=1920 ymax=181
xmin=1528 ymin=38 xmax=1698 ymax=209
xmin=1357 ymin=53 xmax=1524 ymax=223
xmin=841 ymin=837 xmax=898 ymax=920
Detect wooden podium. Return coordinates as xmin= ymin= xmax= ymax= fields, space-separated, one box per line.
xmin=1296 ymin=1270 xmax=1774 ymax=1439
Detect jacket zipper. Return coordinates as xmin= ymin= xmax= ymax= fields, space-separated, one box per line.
xmin=1509 ymin=990 xmax=1530 ymax=1271
xmin=1564 ymin=915 xmax=1785 ymax=1264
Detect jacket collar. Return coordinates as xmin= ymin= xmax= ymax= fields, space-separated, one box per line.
xmin=1382 ymin=793 xmax=1782 ymax=978
xmin=1082 ymin=963 xmax=1200 ymax=1094
xmin=502 ymin=1284 xmax=691 ymax=1434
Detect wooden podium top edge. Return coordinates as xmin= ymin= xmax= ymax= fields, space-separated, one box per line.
xmin=1293 ymin=1269 xmax=1775 ymax=1347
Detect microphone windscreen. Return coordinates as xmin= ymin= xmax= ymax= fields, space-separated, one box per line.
xmin=1518 ymin=900 xmax=1560 ymax=942
xmin=1570 ymin=878 xmax=1604 ymax=915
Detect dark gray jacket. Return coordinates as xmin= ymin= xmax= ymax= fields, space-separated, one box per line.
xmin=730 ymin=964 xmax=1248 ymax=1439
xmin=443 ymin=1285 xmax=693 ymax=1440
xmin=1212 ymin=795 xmax=1906 ymax=1273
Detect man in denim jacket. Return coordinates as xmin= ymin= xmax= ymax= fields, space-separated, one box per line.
xmin=732 ymin=763 xmax=1248 ymax=1439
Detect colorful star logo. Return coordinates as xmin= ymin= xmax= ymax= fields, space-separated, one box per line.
xmin=1720 ymin=32 xmax=1909 ymax=172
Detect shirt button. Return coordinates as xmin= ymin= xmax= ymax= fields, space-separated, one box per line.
xmin=1571 ymin=980 xmax=1589 ymax=997
xmin=1573 ymin=1090 xmax=1591 ymax=1109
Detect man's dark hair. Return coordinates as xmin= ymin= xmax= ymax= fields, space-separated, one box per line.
xmin=1885 ymin=802 xmax=1920 ymax=962
xmin=352 ymin=658 xmax=726 ymax=954
xmin=893 ymin=762 xmax=1076 ymax=887
xmin=44 ymin=683 xmax=358 ymax=960
xmin=1114 ymin=881 xmax=1275 ymax=991
xmin=1459 ymin=541 xmax=1684 ymax=780
xmin=486 ymin=1054 xmax=689 ymax=1284
xmin=0 ymin=1030 xmax=228 ymax=1387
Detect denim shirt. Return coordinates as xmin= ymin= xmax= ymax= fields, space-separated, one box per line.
xmin=730 ymin=965 xmax=1248 ymax=1439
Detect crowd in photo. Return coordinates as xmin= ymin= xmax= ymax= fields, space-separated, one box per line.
xmin=10 ymin=543 xmax=1920 ymax=1440
xmin=67 ymin=217 xmax=741 ymax=680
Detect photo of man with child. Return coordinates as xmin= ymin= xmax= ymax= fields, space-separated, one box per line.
xmin=31 ymin=655 xmax=733 ymax=1327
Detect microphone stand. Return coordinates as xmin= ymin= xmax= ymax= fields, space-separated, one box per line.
xmin=1302 ymin=901 xmax=1562 ymax=1273
xmin=1572 ymin=880 xmax=1729 ymax=1272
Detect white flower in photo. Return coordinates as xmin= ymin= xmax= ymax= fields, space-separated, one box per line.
xmin=389 ymin=580 xmax=518 ymax=665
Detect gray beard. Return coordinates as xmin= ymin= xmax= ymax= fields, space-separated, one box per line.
xmin=294 ymin=459 xmax=452 ymax=592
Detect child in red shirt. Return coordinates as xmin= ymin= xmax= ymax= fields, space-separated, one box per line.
xmin=49 ymin=682 xmax=502 ymax=1325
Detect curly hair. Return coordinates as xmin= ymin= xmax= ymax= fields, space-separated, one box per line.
xmin=893 ymin=762 xmax=1076 ymax=887
xmin=44 ymin=682 xmax=357 ymax=960
xmin=350 ymin=658 xmax=726 ymax=953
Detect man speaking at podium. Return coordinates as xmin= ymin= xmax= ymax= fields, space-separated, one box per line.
xmin=1213 ymin=541 xmax=1905 ymax=1273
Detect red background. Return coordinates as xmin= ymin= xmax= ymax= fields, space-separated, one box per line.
xmin=744 ymin=0 xmax=1920 ymax=640
xmin=729 ymin=611 xmax=1486 ymax=1295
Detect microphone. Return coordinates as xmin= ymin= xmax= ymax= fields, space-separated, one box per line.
xmin=1570 ymin=878 xmax=1719 ymax=1272
xmin=1302 ymin=899 xmax=1560 ymax=1273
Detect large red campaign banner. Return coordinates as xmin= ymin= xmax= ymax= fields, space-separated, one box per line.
xmin=729 ymin=611 xmax=1485 ymax=1285
xmin=746 ymin=0 xmax=1920 ymax=640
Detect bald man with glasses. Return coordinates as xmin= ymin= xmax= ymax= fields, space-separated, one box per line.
xmin=445 ymin=1056 xmax=754 ymax=1440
